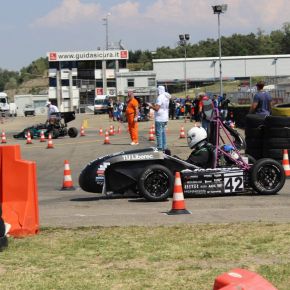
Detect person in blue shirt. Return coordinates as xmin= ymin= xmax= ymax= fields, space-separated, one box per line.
xmin=249 ymin=81 xmax=272 ymax=116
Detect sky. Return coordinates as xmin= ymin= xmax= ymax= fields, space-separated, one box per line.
xmin=1 ymin=0 xmax=290 ymax=71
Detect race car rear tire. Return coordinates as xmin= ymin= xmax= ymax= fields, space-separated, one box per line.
xmin=138 ymin=164 xmax=174 ymax=202
xmin=250 ymin=158 xmax=285 ymax=195
xmin=68 ymin=127 xmax=78 ymax=138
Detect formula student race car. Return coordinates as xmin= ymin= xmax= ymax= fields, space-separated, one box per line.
xmin=13 ymin=111 xmax=78 ymax=139
xmin=78 ymin=147 xmax=286 ymax=202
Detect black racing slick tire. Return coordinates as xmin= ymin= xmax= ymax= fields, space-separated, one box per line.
xmin=68 ymin=127 xmax=78 ymax=138
xmin=138 ymin=164 xmax=174 ymax=202
xmin=250 ymin=158 xmax=285 ymax=195
xmin=264 ymin=115 xmax=290 ymax=128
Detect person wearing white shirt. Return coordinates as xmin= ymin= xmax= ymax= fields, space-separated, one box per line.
xmin=149 ymin=86 xmax=171 ymax=151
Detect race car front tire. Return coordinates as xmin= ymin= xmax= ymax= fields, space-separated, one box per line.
xmin=250 ymin=158 xmax=285 ymax=195
xmin=68 ymin=127 xmax=78 ymax=138
xmin=138 ymin=164 xmax=174 ymax=202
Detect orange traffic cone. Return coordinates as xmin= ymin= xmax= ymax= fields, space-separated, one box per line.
xmin=282 ymin=149 xmax=290 ymax=178
xmin=117 ymin=126 xmax=121 ymax=134
xmin=179 ymin=126 xmax=186 ymax=138
xmin=99 ymin=128 xmax=103 ymax=136
xmin=1 ymin=130 xmax=7 ymax=143
xmin=46 ymin=133 xmax=54 ymax=149
xmin=26 ymin=131 xmax=33 ymax=144
xmin=151 ymin=124 xmax=155 ymax=135
xmin=80 ymin=126 xmax=85 ymax=136
xmin=104 ymin=130 xmax=110 ymax=144
xmin=109 ymin=125 xmax=114 ymax=136
xmin=61 ymin=160 xmax=75 ymax=190
xmin=167 ymin=172 xmax=191 ymax=215
xmin=39 ymin=130 xmax=46 ymax=142
xmin=148 ymin=128 xmax=155 ymax=141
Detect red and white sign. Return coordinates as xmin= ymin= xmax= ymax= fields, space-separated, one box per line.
xmin=96 ymin=88 xmax=103 ymax=95
xmin=47 ymin=50 xmax=129 ymax=62
xmin=49 ymin=52 xmax=57 ymax=61
xmin=120 ymin=50 xmax=128 ymax=59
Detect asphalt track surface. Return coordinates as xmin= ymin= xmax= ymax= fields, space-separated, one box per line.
xmin=2 ymin=114 xmax=290 ymax=228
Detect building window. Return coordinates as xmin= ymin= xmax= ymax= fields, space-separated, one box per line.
xmin=127 ymin=79 xmax=134 ymax=87
xmin=77 ymin=61 xmax=95 ymax=69
xmin=49 ymin=78 xmax=57 ymax=87
xmin=107 ymin=80 xmax=116 ymax=87
xmin=107 ymin=60 xmax=116 ymax=69
xmin=119 ymin=59 xmax=127 ymax=69
xmin=96 ymin=80 xmax=103 ymax=87
xmin=49 ymin=61 xmax=59 ymax=69
xmin=61 ymin=79 xmax=70 ymax=86
xmin=95 ymin=61 xmax=102 ymax=69
xmin=148 ymin=78 xmax=156 ymax=87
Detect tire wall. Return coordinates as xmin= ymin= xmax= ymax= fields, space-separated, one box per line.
xmin=245 ymin=114 xmax=290 ymax=161
xmin=230 ymin=105 xmax=251 ymax=128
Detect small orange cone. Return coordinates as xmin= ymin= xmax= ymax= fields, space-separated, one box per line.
xmin=80 ymin=126 xmax=85 ymax=136
xmin=46 ymin=133 xmax=54 ymax=149
xmin=39 ymin=130 xmax=46 ymax=142
xmin=109 ymin=125 xmax=114 ymax=136
xmin=167 ymin=172 xmax=191 ymax=215
xmin=26 ymin=131 xmax=33 ymax=144
xmin=148 ymin=128 xmax=155 ymax=141
xmin=99 ymin=128 xmax=103 ymax=136
xmin=117 ymin=126 xmax=121 ymax=134
xmin=282 ymin=149 xmax=290 ymax=178
xmin=104 ymin=130 xmax=110 ymax=144
xmin=61 ymin=160 xmax=75 ymax=190
xmin=179 ymin=126 xmax=186 ymax=138
xmin=151 ymin=124 xmax=155 ymax=135
xmin=1 ymin=130 xmax=7 ymax=143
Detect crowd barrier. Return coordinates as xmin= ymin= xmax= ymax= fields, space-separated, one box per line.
xmin=0 ymin=145 xmax=39 ymax=237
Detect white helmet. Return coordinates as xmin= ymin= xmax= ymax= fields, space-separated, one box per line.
xmin=187 ymin=126 xmax=207 ymax=149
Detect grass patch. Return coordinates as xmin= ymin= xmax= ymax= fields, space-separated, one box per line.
xmin=1 ymin=223 xmax=290 ymax=289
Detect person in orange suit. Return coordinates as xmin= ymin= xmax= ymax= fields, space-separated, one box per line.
xmin=125 ymin=91 xmax=139 ymax=145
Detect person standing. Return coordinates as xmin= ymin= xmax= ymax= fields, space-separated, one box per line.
xmin=169 ymin=97 xmax=176 ymax=120
xmin=149 ymin=86 xmax=170 ymax=151
xmin=125 ymin=91 xmax=139 ymax=145
xmin=219 ymin=93 xmax=230 ymax=120
xmin=198 ymin=92 xmax=213 ymax=133
xmin=46 ymin=101 xmax=60 ymax=121
xmin=249 ymin=81 xmax=272 ymax=116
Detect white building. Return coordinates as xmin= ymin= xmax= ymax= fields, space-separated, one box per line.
xmin=153 ymin=54 xmax=290 ymax=83
xmin=47 ymin=50 xmax=129 ymax=112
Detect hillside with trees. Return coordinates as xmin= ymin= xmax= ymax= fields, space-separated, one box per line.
xmin=1 ymin=22 xmax=290 ymax=99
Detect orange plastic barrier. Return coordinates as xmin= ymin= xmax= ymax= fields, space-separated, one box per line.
xmin=213 ymin=268 xmax=277 ymax=290
xmin=0 ymin=145 xmax=39 ymax=237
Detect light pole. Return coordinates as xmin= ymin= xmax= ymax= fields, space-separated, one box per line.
xmin=178 ymin=34 xmax=190 ymax=97
xmin=102 ymin=13 xmax=111 ymax=50
xmin=273 ymin=57 xmax=278 ymax=97
xmin=212 ymin=4 xmax=227 ymax=97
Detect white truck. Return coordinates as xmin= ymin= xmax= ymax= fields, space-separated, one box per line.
xmin=0 ymin=92 xmax=10 ymax=116
xmin=94 ymin=95 xmax=109 ymax=114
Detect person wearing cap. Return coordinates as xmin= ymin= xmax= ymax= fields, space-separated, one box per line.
xmin=149 ymin=85 xmax=171 ymax=151
xmin=46 ymin=101 xmax=60 ymax=124
xmin=249 ymin=81 xmax=272 ymax=116
xmin=125 ymin=91 xmax=139 ymax=145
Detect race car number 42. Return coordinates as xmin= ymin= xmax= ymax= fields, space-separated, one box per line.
xmin=224 ymin=174 xmax=244 ymax=193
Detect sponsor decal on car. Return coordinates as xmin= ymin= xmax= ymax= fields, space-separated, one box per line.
xmin=96 ymin=162 xmax=110 ymax=175
xmin=122 ymin=154 xmax=154 ymax=161
xmin=182 ymin=168 xmax=244 ymax=195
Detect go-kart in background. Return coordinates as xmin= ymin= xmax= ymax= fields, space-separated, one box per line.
xmin=1 ymin=113 xmax=290 ymax=228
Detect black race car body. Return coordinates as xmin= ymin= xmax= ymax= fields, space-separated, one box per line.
xmin=13 ymin=111 xmax=78 ymax=139
xmin=79 ymin=147 xmax=285 ymax=201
